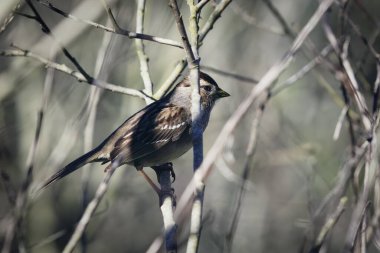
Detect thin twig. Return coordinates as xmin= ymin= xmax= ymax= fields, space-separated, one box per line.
xmin=24 ymin=0 xmax=92 ymax=82
xmin=201 ymin=65 xmax=258 ymax=84
xmin=195 ymin=0 xmax=209 ymax=11
xmin=343 ymin=120 xmax=379 ymax=252
xmin=273 ymin=45 xmax=333 ymax=95
xmin=224 ymin=92 xmax=270 ymax=253
xmin=312 ymin=142 xmax=368 ymax=220
xmin=261 ymin=0 xmax=295 ymax=37
xmin=333 ymin=105 xmax=349 ymax=141
xmin=154 ymin=0 xmax=233 ymax=100
xmin=135 ymin=0 xmax=154 ymax=104
xmin=310 ymin=197 xmax=348 ymax=252
xmin=0 ymin=0 xmax=22 ymax=34
xmin=80 ymin=20 xmax=115 ymax=253
xmin=173 ymin=0 xmax=334 ymax=245
xmin=230 ymin=2 xmax=284 ymax=35
xmin=1 ymin=59 xmax=53 ymax=253
xmin=198 ymin=0 xmax=232 ymax=42
xmin=262 ymin=0 xmax=348 ymax=112
xmin=322 ymin=21 xmax=372 ymax=131
xmin=35 ymin=0 xmax=183 ymax=49
xmin=62 ymin=163 xmax=118 ymax=253
xmin=0 ymin=48 xmax=148 ymax=99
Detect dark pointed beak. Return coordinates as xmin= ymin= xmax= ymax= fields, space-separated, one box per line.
xmin=216 ymin=87 xmax=230 ymax=98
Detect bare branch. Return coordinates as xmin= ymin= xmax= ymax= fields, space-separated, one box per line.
xmin=135 ymin=0 xmax=154 ymax=104
xmin=0 ymin=48 xmax=148 ymax=99
xmin=0 ymin=1 xmax=21 ymax=34
xmin=173 ymin=0 xmax=335 ymax=245
xmin=224 ymin=92 xmax=270 ymax=253
xmin=311 ymin=197 xmax=348 ymax=252
xmin=195 ymin=0 xmax=209 ymax=11
xmin=36 ymin=0 xmax=183 ymax=49
xmin=1 ymin=57 xmax=53 ymax=253
xmin=62 ymin=163 xmax=118 ymax=253
xmin=153 ymin=0 xmax=234 ymax=100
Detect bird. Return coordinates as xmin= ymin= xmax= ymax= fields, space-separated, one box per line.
xmin=40 ymin=72 xmax=229 ymax=191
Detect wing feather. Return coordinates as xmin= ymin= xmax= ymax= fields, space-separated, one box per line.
xmin=110 ymin=104 xmax=190 ymax=163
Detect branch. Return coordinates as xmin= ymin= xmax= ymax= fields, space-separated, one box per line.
xmin=135 ymin=0 xmax=154 ymax=104
xmin=1 ymin=61 xmax=53 ymax=253
xmin=224 ymin=92 xmax=270 ymax=252
xmin=174 ymin=0 xmax=335 ymax=234
xmin=168 ymin=1 xmax=203 ymax=252
xmin=0 ymin=48 xmax=148 ymax=99
xmin=154 ymin=0 xmax=233 ymax=100
xmin=195 ymin=0 xmax=209 ymax=11
xmin=153 ymin=164 xmax=178 ymax=253
xmin=311 ymin=197 xmax=348 ymax=252
xmin=229 ymin=2 xmax=284 ymax=35
xmin=201 ymin=65 xmax=258 ymax=84
xmin=24 ymin=0 xmax=92 ymax=82
xmin=80 ymin=22 xmax=115 ymax=252
xmin=35 ymin=0 xmax=183 ymax=49
xmin=0 ymin=1 xmax=21 ymax=34
xmin=62 ymin=163 xmax=118 ymax=253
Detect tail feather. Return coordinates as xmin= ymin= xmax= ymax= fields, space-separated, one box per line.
xmin=40 ymin=148 xmax=102 ymax=190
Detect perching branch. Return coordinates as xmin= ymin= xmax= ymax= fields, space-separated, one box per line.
xmin=174 ymin=0 xmax=335 ymax=235
xmin=168 ymin=1 xmax=202 ymax=252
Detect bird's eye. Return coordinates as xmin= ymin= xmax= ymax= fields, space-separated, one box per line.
xmin=203 ymin=85 xmax=212 ymax=92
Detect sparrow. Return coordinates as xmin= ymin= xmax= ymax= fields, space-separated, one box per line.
xmin=40 ymin=72 xmax=229 ymax=190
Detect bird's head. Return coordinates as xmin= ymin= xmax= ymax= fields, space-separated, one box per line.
xmin=173 ymin=72 xmax=230 ymax=109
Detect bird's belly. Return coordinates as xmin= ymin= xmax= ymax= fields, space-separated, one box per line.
xmin=133 ymin=136 xmax=193 ymax=167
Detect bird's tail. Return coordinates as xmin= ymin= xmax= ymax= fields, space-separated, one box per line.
xmin=39 ymin=148 xmax=101 ymax=190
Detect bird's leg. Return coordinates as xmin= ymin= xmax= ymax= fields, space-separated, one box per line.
xmin=152 ymin=163 xmax=176 ymax=206
xmin=138 ymin=168 xmax=160 ymax=194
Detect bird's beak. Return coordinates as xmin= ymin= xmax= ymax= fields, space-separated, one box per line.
xmin=216 ymin=87 xmax=230 ymax=99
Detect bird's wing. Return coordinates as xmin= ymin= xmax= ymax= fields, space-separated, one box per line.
xmin=110 ymin=104 xmax=190 ymax=163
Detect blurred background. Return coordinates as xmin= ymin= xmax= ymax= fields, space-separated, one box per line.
xmin=0 ymin=0 xmax=379 ymax=252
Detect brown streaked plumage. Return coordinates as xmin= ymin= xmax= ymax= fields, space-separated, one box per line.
xmin=40 ymin=72 xmax=230 ymax=189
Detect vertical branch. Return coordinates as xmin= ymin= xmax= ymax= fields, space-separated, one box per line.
xmin=135 ymin=0 xmax=154 ymax=104
xmin=153 ymin=164 xmax=178 ymax=253
xmin=80 ymin=21 xmax=114 ymax=253
xmin=168 ymin=0 xmax=204 ymax=252
xmin=186 ymin=2 xmax=203 ymax=252
xmin=136 ymin=1 xmax=178 ymax=251
xmin=1 ymin=60 xmax=53 ymax=253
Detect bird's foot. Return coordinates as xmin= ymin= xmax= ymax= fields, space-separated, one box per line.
xmin=159 ymin=187 xmax=176 ymax=207
xmin=152 ymin=163 xmax=175 ymax=182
